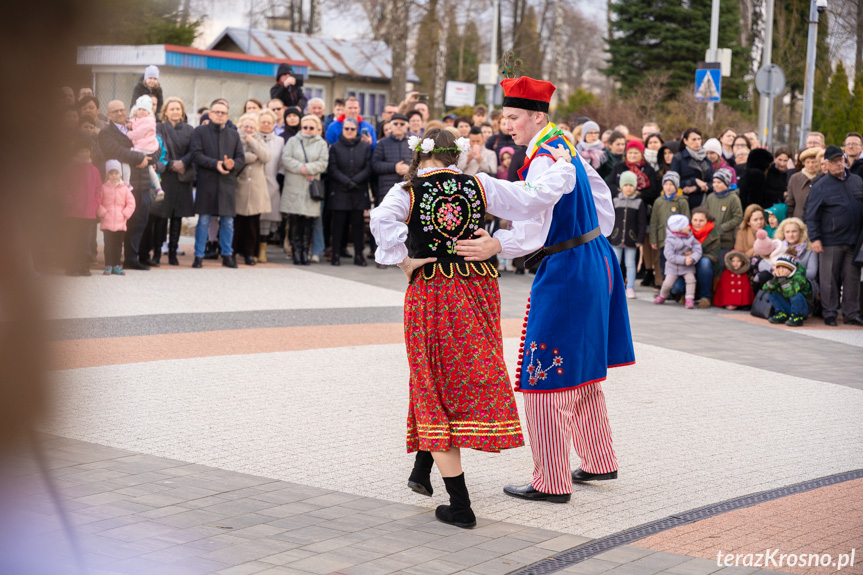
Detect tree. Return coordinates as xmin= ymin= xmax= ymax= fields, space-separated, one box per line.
xmin=512 ymin=6 xmax=544 ymax=77
xmin=814 ymin=61 xmax=854 ymax=144
xmin=605 ymin=0 xmax=747 ymax=110
xmin=86 ymin=0 xmax=201 ymax=46
xmin=554 ymin=88 xmax=599 ymax=120
xmin=849 ymin=69 xmax=863 ymax=135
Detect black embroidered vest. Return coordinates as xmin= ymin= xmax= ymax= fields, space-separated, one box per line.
xmin=406 ymin=169 xmax=499 ymax=281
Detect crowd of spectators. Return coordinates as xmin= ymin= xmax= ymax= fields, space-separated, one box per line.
xmin=60 ymin=65 xmax=863 ymax=327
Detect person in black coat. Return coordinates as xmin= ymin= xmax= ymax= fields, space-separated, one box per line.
xmin=189 ymin=100 xmax=246 ymax=268
xmin=327 ymin=119 xmax=372 ymax=266
xmin=739 ymin=148 xmax=774 ymax=209
xmin=270 ymin=64 xmax=308 ymax=113
xmin=130 ymin=66 xmax=164 ymax=117
xmin=157 ymin=97 xmax=196 ymax=265
xmin=99 ymin=99 xmax=165 ymax=270
xmin=371 ymin=113 xmax=412 ymax=202
xmin=606 ymin=140 xmax=659 ymax=206
xmin=763 ymin=161 xmax=788 ymax=207
xmin=670 ymin=128 xmax=713 ymax=210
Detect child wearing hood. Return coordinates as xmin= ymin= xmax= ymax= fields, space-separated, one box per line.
xmin=126 ymin=94 xmax=165 ymax=201
xmin=762 ymin=254 xmax=812 ymax=327
xmin=764 ymin=203 xmax=787 ymax=238
xmin=97 ymin=160 xmax=136 ymax=275
xmin=655 ymin=214 xmax=702 ymax=309
xmin=713 ymin=250 xmax=755 ymax=309
xmin=650 ymin=171 xmax=691 ymax=287
xmin=497 ymin=146 xmax=514 ymax=179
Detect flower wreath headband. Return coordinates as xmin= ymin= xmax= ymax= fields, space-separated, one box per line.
xmin=408 ymin=135 xmax=471 ymax=156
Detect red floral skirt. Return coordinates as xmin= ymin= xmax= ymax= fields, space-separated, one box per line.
xmin=404 ymin=272 xmax=524 ymax=453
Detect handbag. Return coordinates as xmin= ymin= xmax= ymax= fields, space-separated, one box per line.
xmin=750 ymin=289 xmax=773 ymax=319
xmin=299 ymin=140 xmax=324 ymax=201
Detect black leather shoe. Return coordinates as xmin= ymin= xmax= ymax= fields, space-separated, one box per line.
xmin=571 ymin=468 xmax=618 ymax=482
xmin=192 ymin=257 xmax=202 ymax=268
xmin=168 ymin=253 xmax=179 ymax=266
xmin=844 ymin=317 xmax=863 ymax=326
xmin=244 ymin=256 xmax=256 ymax=266
xmin=503 ymin=484 xmax=570 ymax=503
xmin=331 ymin=255 xmax=341 ymax=266
xmin=222 ymin=255 xmax=238 ymax=269
xmin=125 ymin=260 xmax=150 ymax=271
xmin=354 ymin=255 xmax=368 ymax=267
xmin=825 ymin=317 xmax=838 ymax=327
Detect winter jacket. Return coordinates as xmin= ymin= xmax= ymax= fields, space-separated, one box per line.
xmin=270 ymin=64 xmax=308 ymax=112
xmin=803 ymin=170 xmax=863 ymax=247
xmin=850 ymin=157 xmax=863 ymax=179
xmin=235 ymin=133 xmax=272 ymax=216
xmin=734 ymin=227 xmax=759 ymax=259
xmin=327 ymin=135 xmax=372 ymax=212
xmin=762 ymin=269 xmax=812 ymax=302
xmin=97 ymin=180 xmax=136 ymax=232
xmin=131 ymin=80 xmax=164 ymax=116
xmin=98 ymin=123 xmax=149 ymax=195
xmin=371 ymin=134 xmax=412 ymax=199
xmin=485 ymin=132 xmax=516 ymax=157
xmin=713 ymin=251 xmax=754 ymax=307
xmin=606 ymin=161 xmax=659 ymax=206
xmin=739 ymin=148 xmax=773 ymax=209
xmin=785 ymin=171 xmax=816 ymax=219
xmin=764 ymin=164 xmax=788 ymax=206
xmin=670 ymin=147 xmax=714 ymax=209
xmin=260 ymin=132 xmax=285 ymax=223
xmin=758 ymin=241 xmax=818 ymax=284
xmin=157 ymin=120 xmax=195 ymax=218
xmin=705 ymin=191 xmax=743 ymax=248
xmin=663 ymin=230 xmax=702 ymax=276
xmin=693 ymin=223 xmax=722 ymax=265
xmin=458 ymin=147 xmax=498 ymax=177
xmin=609 ymin=193 xmax=647 ymax=248
xmin=325 ymin=115 xmax=377 ymax=148
xmin=190 ymin=122 xmax=246 ymax=217
xmin=64 ymin=162 xmax=102 ymax=219
xmin=128 ymin=114 xmax=159 ymax=153
xmin=281 ymin=135 xmax=329 ymax=217
xmin=649 ymin=194 xmax=690 ymax=247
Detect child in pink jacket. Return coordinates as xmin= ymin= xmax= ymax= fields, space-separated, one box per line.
xmin=98 ymin=160 xmax=136 ymax=275
xmin=126 ymin=94 xmax=164 ymax=201
xmin=64 ymin=138 xmax=102 ymax=276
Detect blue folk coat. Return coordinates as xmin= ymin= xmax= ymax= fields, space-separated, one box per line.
xmin=515 ymin=136 xmax=635 ymax=393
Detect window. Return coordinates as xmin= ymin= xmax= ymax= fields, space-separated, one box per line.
xmin=346 ymin=88 xmax=388 ymax=117
xmin=303 ymin=84 xmax=325 ymax=103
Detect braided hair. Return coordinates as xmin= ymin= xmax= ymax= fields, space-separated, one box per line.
xmin=403 ymin=127 xmax=462 ymax=191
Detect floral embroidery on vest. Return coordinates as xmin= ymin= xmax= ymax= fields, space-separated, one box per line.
xmin=417 ymin=177 xmax=483 ymax=255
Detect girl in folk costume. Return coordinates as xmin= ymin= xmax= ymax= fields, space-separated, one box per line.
xmin=370 ymin=127 xmax=577 ymax=528
xmin=457 ymin=76 xmax=634 ymax=503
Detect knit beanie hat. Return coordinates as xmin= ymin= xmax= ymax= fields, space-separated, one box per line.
xmin=713 ymin=167 xmax=733 ymax=187
xmin=105 ymin=159 xmax=121 ymax=174
xmin=130 ymin=94 xmax=153 ymax=116
xmin=775 ymin=253 xmax=799 ymax=275
xmin=703 ymin=138 xmax=722 ymax=156
xmin=667 ymin=213 xmax=690 ymax=233
xmin=285 ymin=106 xmax=302 ymax=119
xmin=619 ymin=171 xmax=638 ymax=189
xmin=625 ymin=139 xmax=645 ymax=154
xmin=662 ymin=170 xmax=680 ymax=189
xmin=582 ymin=120 xmax=600 ymax=134
xmin=753 ymin=229 xmax=777 ymax=257
xmin=144 ymin=65 xmax=160 ymax=79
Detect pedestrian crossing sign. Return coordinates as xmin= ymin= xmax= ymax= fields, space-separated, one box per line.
xmin=695 ymin=68 xmax=721 ymax=103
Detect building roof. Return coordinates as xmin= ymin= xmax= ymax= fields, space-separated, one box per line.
xmin=208 ymin=27 xmax=418 ymax=82
xmin=77 ymin=44 xmax=310 ymax=79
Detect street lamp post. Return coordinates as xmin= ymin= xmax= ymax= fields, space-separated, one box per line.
xmin=706 ymin=0 xmax=720 ymax=124
xmin=799 ymin=0 xmax=826 ymax=150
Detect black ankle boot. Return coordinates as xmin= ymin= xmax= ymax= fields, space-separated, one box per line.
xmin=408 ymin=451 xmax=434 ymax=497
xmin=168 ymin=251 xmax=179 ymax=266
xmin=435 ymin=473 xmax=476 ymax=529
xmin=640 ymin=269 xmax=655 ymax=287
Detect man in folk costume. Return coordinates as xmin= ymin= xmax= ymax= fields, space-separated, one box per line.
xmin=457 ymin=77 xmax=636 ymax=503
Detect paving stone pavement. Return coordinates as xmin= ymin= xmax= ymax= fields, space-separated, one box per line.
xmin=20 ymin=256 xmax=863 ymax=574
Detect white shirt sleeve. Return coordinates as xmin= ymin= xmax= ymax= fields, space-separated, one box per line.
xmin=369 ymin=184 xmax=410 ymax=265
xmin=477 ymin=158 xmax=575 ymax=222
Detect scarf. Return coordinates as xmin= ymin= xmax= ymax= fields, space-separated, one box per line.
xmin=722 ymin=148 xmax=734 ymax=161
xmin=801 ymin=168 xmax=817 ymax=180
xmin=625 ymin=158 xmax=650 ymax=190
xmin=686 ymin=145 xmax=707 ymax=162
xmin=576 ymin=139 xmax=606 ymax=169
xmin=779 ymin=240 xmax=807 ymax=258
xmin=644 ymin=148 xmax=658 ymax=170
xmin=713 ymin=188 xmax=730 ymax=198
xmin=691 ymin=221 xmax=715 ymax=244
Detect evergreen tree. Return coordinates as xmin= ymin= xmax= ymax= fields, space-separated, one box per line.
xmin=413 ymin=0 xmax=440 ymax=110
xmin=605 ymin=0 xmax=747 ymax=109
xmin=848 ymin=71 xmax=863 ymax=137
xmin=87 ymin=0 xmax=201 ymax=46
xmin=814 ymin=62 xmax=854 ymax=145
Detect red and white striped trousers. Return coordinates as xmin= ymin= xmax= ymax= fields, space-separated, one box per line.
xmin=522 ymin=382 xmax=617 ymax=495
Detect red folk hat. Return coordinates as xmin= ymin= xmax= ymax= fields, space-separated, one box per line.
xmin=500 ymin=77 xmax=556 ymax=113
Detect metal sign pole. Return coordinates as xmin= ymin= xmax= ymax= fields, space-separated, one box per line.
xmin=706 ymin=0 xmax=720 ymax=123
xmin=799 ymin=0 xmax=820 ymax=150
xmin=757 ymin=0 xmax=775 ymax=146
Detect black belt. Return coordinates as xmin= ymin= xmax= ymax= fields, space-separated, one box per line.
xmin=524 ymin=227 xmax=601 ymax=268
